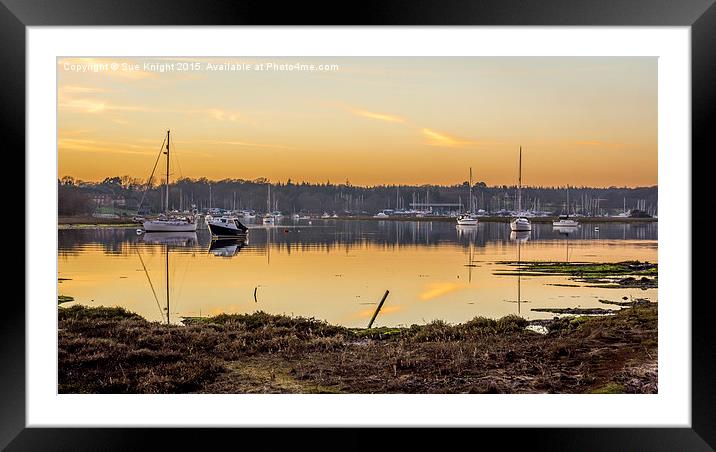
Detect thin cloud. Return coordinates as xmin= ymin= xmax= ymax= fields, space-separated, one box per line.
xmin=209 ymin=140 xmax=297 ymax=151
xmin=208 ymin=109 xmax=242 ymax=122
xmin=60 ymin=85 xmax=106 ymax=94
xmin=58 ymin=138 xmax=154 ymax=156
xmin=421 ymin=128 xmax=475 ymax=148
xmin=58 ymin=137 xmax=210 ymax=157
xmin=573 ymin=140 xmax=632 ymax=149
xmin=348 ymin=107 xmax=405 ymax=124
xmin=58 ymin=96 xmax=247 ymax=124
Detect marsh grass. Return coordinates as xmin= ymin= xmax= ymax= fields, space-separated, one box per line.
xmin=59 ymin=303 xmax=657 ymax=394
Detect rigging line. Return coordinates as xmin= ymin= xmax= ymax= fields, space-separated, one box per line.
xmin=173 ymin=250 xmax=191 ymax=315
xmin=170 ymin=134 xmax=183 ymax=180
xmin=136 ymin=135 xmax=167 ymax=213
xmin=170 ymin=249 xmax=182 ymax=314
xmin=135 ymin=245 xmax=164 ymax=319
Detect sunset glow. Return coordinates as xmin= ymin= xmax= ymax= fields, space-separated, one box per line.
xmin=58 ymin=57 xmax=657 ymax=187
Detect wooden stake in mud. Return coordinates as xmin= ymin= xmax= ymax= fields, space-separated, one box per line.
xmin=367 ymin=290 xmax=390 ymax=329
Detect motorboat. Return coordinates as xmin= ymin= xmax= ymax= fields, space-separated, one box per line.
xmin=552 ymin=215 xmax=579 ymax=228
xmin=456 ymin=214 xmax=478 ymax=226
xmin=206 ymin=215 xmax=249 ymax=237
xmin=510 ymin=217 xmax=532 ymax=232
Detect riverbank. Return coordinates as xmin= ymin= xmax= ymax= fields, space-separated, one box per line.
xmin=495 ymin=261 xmax=658 ymax=290
xmin=340 ymin=215 xmax=657 ymax=224
xmin=59 ymin=301 xmax=657 ymax=394
xmin=58 ymin=216 xmax=137 ymax=228
xmin=58 ymin=214 xmax=656 ymax=227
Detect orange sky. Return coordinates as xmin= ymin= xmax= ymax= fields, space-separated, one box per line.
xmin=58 ymin=57 xmax=657 ymax=187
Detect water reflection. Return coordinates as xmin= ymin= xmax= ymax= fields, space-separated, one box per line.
xmin=59 ymin=221 xmax=657 ymax=256
xmin=137 ymin=232 xmax=198 ymax=324
xmin=143 ymin=232 xmax=198 ymax=246
xmin=209 ymin=238 xmax=248 ymax=257
xmin=510 ymin=230 xmax=531 ymax=243
xmin=58 ymin=220 xmax=658 ymax=326
xmin=509 ymin=230 xmax=530 ymax=314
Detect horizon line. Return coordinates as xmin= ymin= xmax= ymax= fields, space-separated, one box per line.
xmin=58 ymin=175 xmax=658 ymax=190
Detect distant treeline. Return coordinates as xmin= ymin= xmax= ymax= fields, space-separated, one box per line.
xmin=57 ymin=175 xmax=658 ymax=217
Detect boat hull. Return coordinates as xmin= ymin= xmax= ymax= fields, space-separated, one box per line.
xmin=143 ymin=220 xmax=197 ymax=232
xmin=456 ymin=216 xmax=478 ymax=226
xmin=207 ymin=222 xmax=248 ymax=237
xmin=510 ymin=218 xmax=532 ymax=232
xmin=552 ymin=221 xmax=579 ymax=227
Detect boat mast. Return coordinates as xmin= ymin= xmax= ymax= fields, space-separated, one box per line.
xmin=469 ymin=167 xmax=473 ymax=213
xmin=566 ymin=186 xmax=569 ymax=217
xmin=165 ymin=130 xmax=170 ymax=214
xmin=517 ymin=146 xmax=522 ymax=213
xmin=267 ymin=184 xmax=271 ymax=213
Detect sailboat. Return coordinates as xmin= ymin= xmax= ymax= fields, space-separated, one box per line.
xmin=262 ymin=184 xmax=275 ymax=225
xmin=510 ymin=146 xmax=531 ymax=232
xmin=553 ymin=187 xmax=579 ymax=227
xmin=456 ymin=167 xmax=478 ymax=226
xmin=142 ymin=130 xmax=198 ymax=232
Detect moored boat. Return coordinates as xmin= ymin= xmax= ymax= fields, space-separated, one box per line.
xmin=510 ymin=146 xmax=531 ymax=232
xmin=456 ymin=214 xmax=478 ymax=226
xmin=552 ymin=188 xmax=579 ymax=227
xmin=457 ymin=167 xmax=479 ymax=227
xmin=142 ymin=130 xmax=198 ymax=233
xmin=552 ymin=215 xmax=579 ymax=228
xmin=207 ymin=215 xmax=248 ymax=237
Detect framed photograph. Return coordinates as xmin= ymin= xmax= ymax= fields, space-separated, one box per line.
xmin=8 ymin=0 xmax=711 ymax=448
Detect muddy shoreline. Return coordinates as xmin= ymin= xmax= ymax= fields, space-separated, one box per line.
xmin=59 ymin=302 xmax=657 ymax=394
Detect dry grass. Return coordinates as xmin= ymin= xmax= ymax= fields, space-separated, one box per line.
xmin=59 ymin=304 xmax=657 ymax=394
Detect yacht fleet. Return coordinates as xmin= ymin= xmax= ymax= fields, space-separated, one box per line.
xmin=138 ymin=134 xmax=589 ymax=241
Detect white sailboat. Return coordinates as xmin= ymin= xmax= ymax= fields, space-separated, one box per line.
xmin=143 ymin=130 xmax=198 ymax=232
xmin=262 ymin=184 xmax=275 ymax=225
xmin=456 ymin=167 xmax=478 ymax=226
xmin=510 ymin=146 xmax=532 ymax=232
xmin=553 ymin=187 xmax=579 ymax=227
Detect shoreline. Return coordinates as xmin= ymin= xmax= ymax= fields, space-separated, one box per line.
xmin=59 ymin=301 xmax=657 ymax=394
xmin=58 ymin=214 xmax=657 ymax=227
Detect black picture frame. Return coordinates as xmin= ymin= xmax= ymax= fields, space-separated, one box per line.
xmin=6 ymin=0 xmax=711 ymax=449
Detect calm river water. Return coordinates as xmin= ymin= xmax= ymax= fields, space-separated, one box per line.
xmin=58 ymin=219 xmax=657 ymax=327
